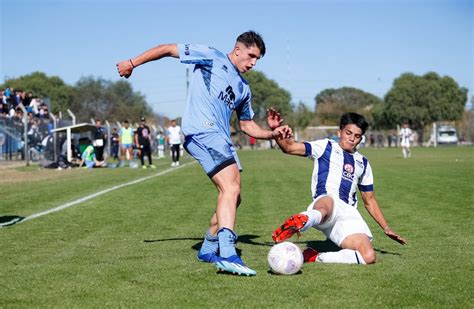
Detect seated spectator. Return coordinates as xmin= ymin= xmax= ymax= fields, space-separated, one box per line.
xmin=78 ymin=139 xmax=106 ymax=168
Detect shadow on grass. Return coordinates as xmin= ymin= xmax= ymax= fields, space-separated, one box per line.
xmin=267 ymin=269 xmax=303 ymax=276
xmin=144 ymin=234 xmax=274 ymax=254
xmin=0 ymin=215 xmax=25 ymax=227
xmin=144 ymin=235 xmax=400 ymax=256
xmin=374 ymin=248 xmax=401 ymax=256
xmin=299 ymin=239 xmax=401 ymax=256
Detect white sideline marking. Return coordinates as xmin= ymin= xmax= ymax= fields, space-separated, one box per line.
xmin=14 ymin=162 xmax=196 ymax=226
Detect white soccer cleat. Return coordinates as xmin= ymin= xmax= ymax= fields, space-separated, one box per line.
xmin=214 ymin=255 xmax=256 ymax=276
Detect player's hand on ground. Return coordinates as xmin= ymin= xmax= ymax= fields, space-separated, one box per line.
xmin=384 ymin=227 xmax=407 ymax=245
xmin=116 ymin=60 xmax=134 ymax=79
xmin=267 ymin=107 xmax=283 ymax=130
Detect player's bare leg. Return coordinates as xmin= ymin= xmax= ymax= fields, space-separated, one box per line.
xmin=310 ymin=233 xmax=375 ymax=264
xmin=212 ymin=164 xmax=240 ymax=230
xmin=272 ymin=196 xmax=334 ymax=242
xmin=210 ymin=164 xmax=256 ymax=275
xmin=198 ymin=191 xmax=243 ymax=263
xmin=339 ymin=233 xmax=375 ymax=263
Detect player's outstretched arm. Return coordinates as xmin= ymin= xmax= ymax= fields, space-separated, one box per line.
xmin=274 ymin=135 xmax=307 ymax=157
xmin=116 ymin=44 xmax=179 ymax=79
xmin=239 ymin=120 xmax=292 ymax=140
xmin=361 ymin=191 xmax=407 ymax=245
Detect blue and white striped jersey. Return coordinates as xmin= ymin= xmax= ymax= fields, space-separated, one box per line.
xmin=304 ymin=138 xmax=374 ymax=207
xmin=177 ymin=44 xmax=254 ymax=144
xmin=399 ymin=127 xmax=413 ymax=144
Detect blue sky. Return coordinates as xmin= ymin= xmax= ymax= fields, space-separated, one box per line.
xmin=1 ymin=0 xmax=473 ymax=118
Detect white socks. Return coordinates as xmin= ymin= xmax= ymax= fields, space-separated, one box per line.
xmin=300 ymin=209 xmax=322 ymax=232
xmin=403 ymin=148 xmax=411 ymax=158
xmin=317 ymin=249 xmax=366 ymax=264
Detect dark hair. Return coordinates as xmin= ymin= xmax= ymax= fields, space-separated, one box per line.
xmin=124 ymin=120 xmax=129 ymax=124
xmin=339 ymin=112 xmax=369 ymax=135
xmin=236 ymin=31 xmax=266 ymax=57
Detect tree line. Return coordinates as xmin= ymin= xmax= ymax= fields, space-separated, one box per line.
xmin=1 ymin=70 xmax=469 ymax=140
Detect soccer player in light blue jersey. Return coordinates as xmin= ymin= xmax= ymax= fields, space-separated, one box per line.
xmin=272 ymin=113 xmax=406 ymax=265
xmin=117 ymin=31 xmax=291 ymax=276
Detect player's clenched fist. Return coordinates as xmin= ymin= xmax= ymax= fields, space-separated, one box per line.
xmin=116 ymin=59 xmax=134 ymax=79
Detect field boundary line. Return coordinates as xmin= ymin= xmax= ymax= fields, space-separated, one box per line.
xmin=3 ymin=161 xmax=196 ymax=227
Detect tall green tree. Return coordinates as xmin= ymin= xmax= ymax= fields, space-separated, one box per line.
xmin=288 ymin=101 xmax=313 ymax=129
xmin=230 ymin=70 xmax=293 ymax=132
xmin=314 ymin=87 xmax=382 ymax=126
xmin=70 ymin=77 xmax=152 ymax=122
xmin=244 ymin=70 xmax=293 ymax=121
xmin=379 ymin=72 xmax=467 ymax=136
xmin=1 ymin=72 xmax=73 ymax=113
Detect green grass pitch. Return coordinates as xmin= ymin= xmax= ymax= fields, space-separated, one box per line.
xmin=1 ymin=147 xmax=473 ymax=307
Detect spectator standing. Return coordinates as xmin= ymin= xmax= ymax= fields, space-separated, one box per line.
xmin=111 ymin=128 xmax=120 ymax=161
xmin=29 ymin=96 xmax=40 ymax=116
xmin=249 ymin=136 xmax=256 ymax=149
xmin=1 ymin=91 xmax=7 ymax=114
xmin=387 ymin=134 xmax=393 ymax=147
xmin=135 ymin=117 xmax=155 ymax=169
xmin=369 ymin=133 xmax=375 ymax=147
xmin=156 ymin=131 xmax=166 ymax=159
xmin=167 ymin=119 xmax=183 ymax=167
xmin=93 ymin=119 xmax=107 ymax=161
xmin=119 ymin=120 xmax=134 ymax=167
xmin=376 ymin=133 xmax=384 ymax=148
xmin=4 ymin=87 xmax=11 ymax=107
xmin=23 ymin=92 xmax=33 ymax=108
xmin=392 ymin=133 xmax=399 ymax=147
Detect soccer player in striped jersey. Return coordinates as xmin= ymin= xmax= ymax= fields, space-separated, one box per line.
xmin=399 ymin=121 xmax=413 ymax=159
xmin=272 ymin=112 xmax=406 ymax=264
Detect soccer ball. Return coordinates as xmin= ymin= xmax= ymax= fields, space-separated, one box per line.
xmin=267 ymin=242 xmax=304 ymax=275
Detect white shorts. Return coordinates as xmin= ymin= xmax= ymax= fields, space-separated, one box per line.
xmin=307 ymin=195 xmax=373 ymax=246
xmin=400 ymin=141 xmax=411 ymax=148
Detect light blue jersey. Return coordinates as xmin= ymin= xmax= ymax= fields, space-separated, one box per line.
xmin=178 ymin=44 xmax=254 ymax=143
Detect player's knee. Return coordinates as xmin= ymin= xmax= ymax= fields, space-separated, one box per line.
xmin=313 ymin=197 xmax=334 ymax=221
xmin=224 ymin=182 xmax=241 ymax=199
xmin=210 ymin=215 xmax=218 ymax=227
xmin=362 ymin=249 xmax=376 ymax=264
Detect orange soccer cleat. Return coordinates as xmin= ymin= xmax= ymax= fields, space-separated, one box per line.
xmin=272 ymin=214 xmax=309 ymax=243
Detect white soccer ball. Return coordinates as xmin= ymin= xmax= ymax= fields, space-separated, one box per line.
xmin=267 ymin=241 xmax=304 ymax=275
